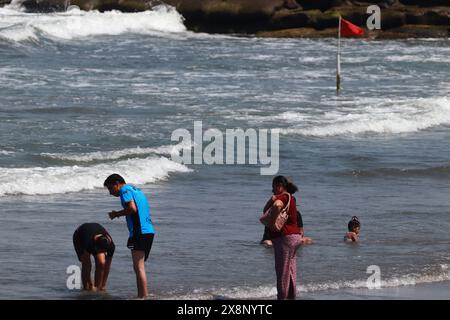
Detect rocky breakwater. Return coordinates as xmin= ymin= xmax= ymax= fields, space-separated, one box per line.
xmin=1 ymin=0 xmax=449 ymax=38
xmin=163 ymin=0 xmax=450 ymax=38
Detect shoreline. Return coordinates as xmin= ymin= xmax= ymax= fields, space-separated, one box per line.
xmin=56 ymin=280 xmax=450 ymax=300
xmin=305 ymin=280 xmax=450 ymax=300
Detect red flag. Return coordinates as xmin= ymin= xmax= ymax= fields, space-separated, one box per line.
xmin=340 ymin=18 xmax=364 ymax=37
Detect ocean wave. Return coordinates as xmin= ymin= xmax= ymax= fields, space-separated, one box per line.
xmin=0 ymin=150 xmax=15 ymax=156
xmin=0 ymin=156 xmax=191 ymax=196
xmin=335 ymin=166 xmax=450 ymax=179
xmin=162 ymin=264 xmax=450 ymax=299
xmin=39 ymin=141 xmax=192 ymax=163
xmin=0 ymin=5 xmax=186 ymax=42
xmin=386 ymin=55 xmax=449 ymax=63
xmin=280 ymin=96 xmax=450 ymax=137
xmin=231 ymin=111 xmax=308 ymax=124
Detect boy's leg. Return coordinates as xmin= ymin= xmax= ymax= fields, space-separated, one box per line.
xmin=94 ymin=253 xmax=106 ymax=290
xmin=132 ymin=250 xmax=148 ymax=298
xmin=73 ymin=229 xmax=94 ymax=290
xmin=80 ymin=252 xmax=94 ymax=290
xmin=100 ymin=255 xmax=113 ymax=291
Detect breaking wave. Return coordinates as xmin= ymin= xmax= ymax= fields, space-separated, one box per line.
xmin=0 ymin=4 xmax=186 ymax=42
xmin=279 ymin=97 xmax=450 ymax=137
xmin=0 ymin=156 xmax=191 ymax=196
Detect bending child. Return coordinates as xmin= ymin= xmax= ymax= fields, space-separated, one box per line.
xmin=72 ymin=223 xmax=115 ymax=291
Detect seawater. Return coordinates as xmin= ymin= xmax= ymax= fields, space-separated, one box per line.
xmin=0 ymin=5 xmax=450 ymax=299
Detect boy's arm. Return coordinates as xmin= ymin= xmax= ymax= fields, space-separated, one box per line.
xmin=109 ymin=200 xmax=137 ymax=220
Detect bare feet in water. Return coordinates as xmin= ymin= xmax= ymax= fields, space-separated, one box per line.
xmin=261 ymin=239 xmax=273 ymax=248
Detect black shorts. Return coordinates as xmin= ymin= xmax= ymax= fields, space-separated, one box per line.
xmin=127 ymin=234 xmax=154 ymax=261
xmin=73 ymin=229 xmax=85 ymax=262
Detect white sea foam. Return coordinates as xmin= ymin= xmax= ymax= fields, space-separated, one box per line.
xmin=40 ymin=141 xmax=192 ymax=162
xmin=280 ymin=96 xmax=450 ymax=137
xmin=344 ymin=57 xmax=371 ymax=63
xmin=386 ymin=55 xmax=449 ymax=63
xmin=0 ymin=150 xmax=15 ymax=155
xmin=0 ymin=156 xmax=191 ymax=196
xmin=0 ymin=5 xmax=186 ymax=42
xmin=164 ymin=264 xmax=450 ymax=299
xmin=232 ymin=111 xmax=308 ymax=124
xmin=300 ymin=56 xmax=330 ymax=63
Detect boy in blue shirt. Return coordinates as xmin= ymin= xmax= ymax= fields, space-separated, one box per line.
xmin=104 ymin=174 xmax=155 ymax=298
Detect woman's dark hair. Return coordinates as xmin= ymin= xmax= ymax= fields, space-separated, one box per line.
xmin=348 ymin=216 xmax=361 ymax=231
xmin=94 ymin=235 xmax=111 ymax=252
xmin=272 ymin=175 xmax=298 ymax=194
xmin=103 ymin=174 xmax=126 ymax=187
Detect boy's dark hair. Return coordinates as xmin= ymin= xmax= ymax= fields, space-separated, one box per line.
xmin=104 ymin=174 xmax=126 ymax=187
xmin=272 ymin=175 xmax=298 ymax=194
xmin=94 ymin=235 xmax=110 ymax=252
xmin=348 ymin=216 xmax=361 ymax=231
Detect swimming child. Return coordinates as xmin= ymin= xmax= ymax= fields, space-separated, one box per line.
xmin=344 ymin=216 xmax=361 ymax=242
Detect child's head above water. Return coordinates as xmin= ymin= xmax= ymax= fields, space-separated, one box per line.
xmin=348 ymin=216 xmax=361 ymax=234
xmin=345 ymin=216 xmax=361 ymax=242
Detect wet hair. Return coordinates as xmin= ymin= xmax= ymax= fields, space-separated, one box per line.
xmin=103 ymin=174 xmax=126 ymax=187
xmin=272 ymin=175 xmax=298 ymax=194
xmin=94 ymin=235 xmax=110 ymax=252
xmin=348 ymin=216 xmax=361 ymax=231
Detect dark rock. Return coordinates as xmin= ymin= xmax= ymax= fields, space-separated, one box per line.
xmin=379 ymin=9 xmax=407 ymax=29
xmin=21 ymin=0 xmax=68 ymax=12
xmin=257 ymin=27 xmax=338 ymax=38
xmin=304 ymin=10 xmax=340 ymax=29
xmin=327 ymin=5 xmax=368 ymax=25
xmin=426 ymin=10 xmax=450 ymax=25
xmin=270 ymin=9 xmax=309 ymax=30
xmin=399 ymin=1 xmax=450 ymax=7
xmin=296 ymin=0 xmax=337 ymax=11
xmin=284 ymin=0 xmax=300 ymax=10
xmin=377 ymin=24 xmax=450 ymax=38
xmin=70 ymin=0 xmax=151 ymax=12
xmin=162 ymin=0 xmax=283 ymax=33
xmin=406 ymin=9 xmax=450 ymax=26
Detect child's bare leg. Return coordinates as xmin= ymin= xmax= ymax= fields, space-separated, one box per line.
xmin=81 ymin=252 xmax=95 ymax=290
xmin=132 ymin=250 xmax=148 ymax=298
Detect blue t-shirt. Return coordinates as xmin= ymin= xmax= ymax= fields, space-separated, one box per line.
xmin=119 ymin=184 xmax=155 ymax=237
